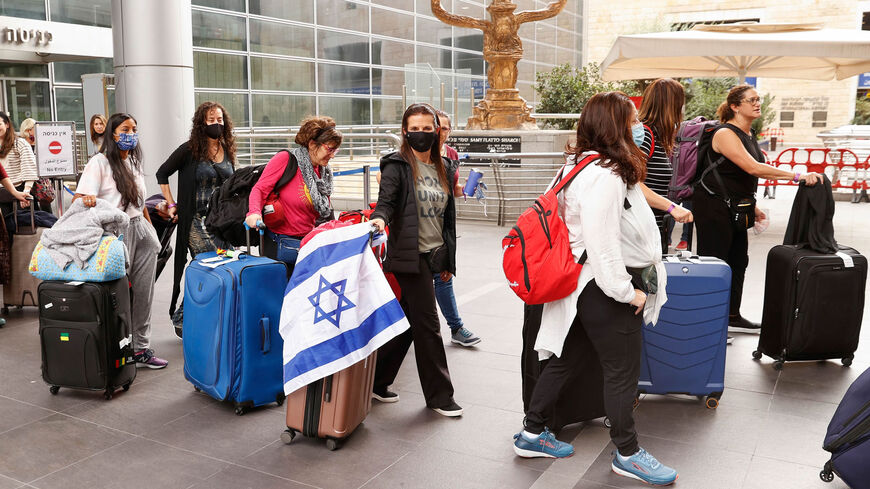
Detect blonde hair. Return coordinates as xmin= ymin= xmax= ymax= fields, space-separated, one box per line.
xmin=18 ymin=118 xmax=36 ymax=138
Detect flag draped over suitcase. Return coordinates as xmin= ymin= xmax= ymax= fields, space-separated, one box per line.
xmin=279 ymin=223 xmax=409 ymax=395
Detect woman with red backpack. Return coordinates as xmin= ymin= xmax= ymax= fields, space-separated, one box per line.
xmin=512 ymin=92 xmax=678 ymax=486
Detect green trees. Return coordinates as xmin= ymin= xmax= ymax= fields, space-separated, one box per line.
xmin=853 ymin=97 xmax=870 ymax=125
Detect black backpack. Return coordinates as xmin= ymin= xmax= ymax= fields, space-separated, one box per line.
xmin=205 ymin=150 xmax=297 ymax=247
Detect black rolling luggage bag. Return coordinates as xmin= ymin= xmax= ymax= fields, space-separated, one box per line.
xmin=754 ymin=245 xmax=867 ymax=370
xmin=38 ymin=278 xmax=136 ymax=399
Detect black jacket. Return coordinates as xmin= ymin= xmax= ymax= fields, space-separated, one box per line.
xmin=784 ymin=174 xmax=837 ymax=254
xmin=371 ymin=152 xmax=458 ymax=275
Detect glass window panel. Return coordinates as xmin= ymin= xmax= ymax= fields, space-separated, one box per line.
xmin=537 ymin=45 xmax=556 ymax=66
xmin=251 ymin=57 xmax=314 ymax=92
xmin=517 ymin=60 xmax=535 ymax=84
xmin=372 ymin=98 xmax=404 ymax=124
xmin=454 ymin=50 xmax=484 ymax=76
xmin=317 ymin=1 xmax=369 ymax=33
xmin=557 ymin=29 xmax=575 ymax=50
xmin=372 ymin=0 xmax=413 ymax=11
xmin=194 ymin=52 xmax=248 ymax=89
xmin=49 ymin=0 xmax=111 ymax=27
xmin=372 ymin=68 xmax=407 ymax=96
xmin=556 ymin=48 xmax=574 ymax=65
xmin=419 ymin=0 xmax=453 ymax=15
xmin=250 ymin=0 xmax=313 ymax=21
xmin=192 ymin=10 xmax=247 ymax=51
xmin=372 ymin=7 xmax=414 ymax=41
xmin=454 ymin=32 xmax=482 ymax=52
xmin=252 ymin=94 xmax=315 ymax=127
xmin=536 ymin=24 xmax=557 ymax=45
xmin=195 ymin=91 xmax=250 ymax=128
xmin=518 ymin=82 xmax=535 ymax=105
xmin=318 ymin=30 xmax=370 ymax=63
xmin=518 ymin=23 xmax=535 ymax=42
xmin=53 ymin=58 xmax=113 ymax=84
xmin=557 ymin=12 xmax=575 ymax=31
xmin=372 ymin=39 xmax=415 ymax=68
xmin=416 ymin=45 xmax=452 ymax=70
xmin=416 ymin=15 xmax=452 ymax=46
xmin=250 ymin=19 xmax=314 ymax=57
xmin=319 ymin=64 xmax=369 ymax=95
xmin=0 ymin=0 xmax=44 ymax=20
xmin=319 ymin=96 xmax=371 ymax=125
xmin=192 ymin=0 xmax=245 ymax=11
xmin=54 ymin=87 xmax=86 ymax=128
xmin=4 ymin=80 xmax=51 ymax=124
xmin=0 ymin=63 xmax=48 ymax=78
xmin=452 ymin=1 xmax=483 ymax=18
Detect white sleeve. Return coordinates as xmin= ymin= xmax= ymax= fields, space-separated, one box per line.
xmin=16 ymin=139 xmax=39 ymax=183
xmin=76 ymin=154 xmax=104 ymax=196
xmin=572 ymin=171 xmax=635 ymax=304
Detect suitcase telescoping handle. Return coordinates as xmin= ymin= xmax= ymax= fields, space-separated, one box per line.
xmin=243 ymin=220 xmax=266 ymax=256
xmin=13 ymin=196 xmax=36 ymax=235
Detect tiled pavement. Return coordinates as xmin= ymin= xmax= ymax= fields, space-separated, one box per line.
xmin=0 ymin=187 xmax=867 ymax=489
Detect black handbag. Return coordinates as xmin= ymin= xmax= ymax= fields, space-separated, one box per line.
xmin=425 ymin=245 xmax=448 ymax=273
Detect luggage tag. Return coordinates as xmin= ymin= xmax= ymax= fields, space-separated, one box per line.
xmin=64 ymin=281 xmax=85 ymax=286
xmin=835 ymin=251 xmax=855 ymax=268
xmin=119 ymin=335 xmax=132 ymax=349
xmin=666 ymin=256 xmax=680 ymax=263
xmin=201 ymin=256 xmax=240 ymax=269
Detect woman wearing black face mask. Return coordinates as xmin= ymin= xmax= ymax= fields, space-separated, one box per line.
xmin=369 ymin=103 xmax=463 ymax=417
xmin=156 ymin=101 xmax=236 ymax=327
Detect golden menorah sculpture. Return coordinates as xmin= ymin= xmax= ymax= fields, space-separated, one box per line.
xmin=431 ymin=0 xmax=567 ymax=130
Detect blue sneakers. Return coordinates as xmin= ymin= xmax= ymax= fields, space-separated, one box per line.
xmin=611 ymin=448 xmax=678 ymax=486
xmin=512 ymin=428 xmax=574 ymax=458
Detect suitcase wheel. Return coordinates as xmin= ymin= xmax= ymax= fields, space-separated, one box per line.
xmin=49 ymin=386 xmax=60 ymax=395
xmin=193 ymin=385 xmax=201 ymax=393
xmin=276 ymin=393 xmax=285 ymax=406
xmin=705 ymin=393 xmax=721 ymax=410
xmin=104 ymin=390 xmax=113 ymax=401
xmin=281 ymin=429 xmax=296 ymax=445
xmin=123 ymin=382 xmax=131 ymax=392
xmin=820 ymin=461 xmax=834 ymax=483
xmin=325 ymin=438 xmax=341 ymax=451
xmin=234 ymin=404 xmax=247 ymax=416
xmin=773 ymin=360 xmax=784 ymax=371
xmin=842 ymin=356 xmax=853 ymax=367
xmin=603 ymin=417 xmax=612 ymax=429
xmin=751 ymin=350 xmax=762 ymax=360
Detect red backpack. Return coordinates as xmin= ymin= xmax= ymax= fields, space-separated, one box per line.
xmin=502 ymin=154 xmax=597 ymax=304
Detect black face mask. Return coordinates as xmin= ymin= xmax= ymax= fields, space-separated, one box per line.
xmin=405 ymin=131 xmax=437 ymax=152
xmin=93 ymin=130 xmax=104 ymax=137
xmin=205 ymin=123 xmax=224 ymax=140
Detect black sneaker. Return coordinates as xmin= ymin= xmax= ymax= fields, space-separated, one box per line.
xmin=372 ymin=388 xmax=399 ymax=403
xmin=432 ymin=400 xmax=463 ymax=417
xmin=728 ymin=315 xmax=761 ymax=333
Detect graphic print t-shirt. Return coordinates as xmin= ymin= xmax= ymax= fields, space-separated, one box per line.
xmin=413 ymin=159 xmax=446 ymax=252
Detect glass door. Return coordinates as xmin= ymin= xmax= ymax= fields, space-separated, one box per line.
xmin=2 ymin=79 xmax=52 ymax=125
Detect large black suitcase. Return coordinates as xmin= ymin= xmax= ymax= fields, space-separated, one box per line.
xmin=38 ymin=278 xmax=136 ymax=399
xmin=522 ymin=304 xmax=606 ymax=433
xmin=754 ymin=245 xmax=867 ymax=370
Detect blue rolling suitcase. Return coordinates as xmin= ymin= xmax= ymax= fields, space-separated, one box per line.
xmin=821 ymin=367 xmax=870 ymax=488
xmin=638 ymin=254 xmax=731 ymax=409
xmin=182 ymin=229 xmax=289 ymax=414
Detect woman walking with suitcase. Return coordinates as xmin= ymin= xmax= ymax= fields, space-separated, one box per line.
xmin=156 ymin=101 xmax=237 ymax=328
xmin=368 ymin=103 xmax=463 ymax=417
xmin=75 ymin=113 xmax=167 ymax=369
xmin=513 ymin=92 xmax=678 ymax=486
xmin=694 ymin=85 xmax=820 ymax=332
xmin=0 ymin=112 xmax=38 ymax=220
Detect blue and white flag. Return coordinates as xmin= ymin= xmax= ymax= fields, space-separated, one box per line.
xmin=279 ymin=222 xmax=409 ymax=395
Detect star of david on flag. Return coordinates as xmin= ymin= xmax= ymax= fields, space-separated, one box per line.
xmin=279 ymin=222 xmax=409 ymax=395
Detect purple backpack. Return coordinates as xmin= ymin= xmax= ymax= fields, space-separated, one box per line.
xmin=668 ymin=116 xmax=721 ymax=201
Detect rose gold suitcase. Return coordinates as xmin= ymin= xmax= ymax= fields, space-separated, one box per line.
xmin=281 ymin=352 xmax=376 ymax=450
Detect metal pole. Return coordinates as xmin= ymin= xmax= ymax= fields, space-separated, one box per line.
xmin=402 ymin=84 xmax=407 ymax=109
xmin=363 ymin=165 xmax=371 ymax=205
xmin=453 ymin=87 xmax=458 ymax=121
xmin=440 ymin=82 xmax=445 ymax=110
xmin=54 ymin=179 xmax=65 ymax=217
xmin=429 ymin=85 xmax=434 ymax=105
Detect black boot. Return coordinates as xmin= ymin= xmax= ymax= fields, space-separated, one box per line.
xmin=728 ymin=314 xmax=760 ymax=333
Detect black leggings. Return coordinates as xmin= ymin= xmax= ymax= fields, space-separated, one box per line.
xmin=525 ymin=281 xmax=642 ymax=456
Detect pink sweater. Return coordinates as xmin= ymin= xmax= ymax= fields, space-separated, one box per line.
xmin=248 ymin=151 xmax=321 ymax=238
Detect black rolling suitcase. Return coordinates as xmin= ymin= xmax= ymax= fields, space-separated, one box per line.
xmin=522 ymin=304 xmax=606 ymax=432
xmin=38 ymin=278 xmax=136 ymax=399
xmin=754 ymin=245 xmax=867 ymax=370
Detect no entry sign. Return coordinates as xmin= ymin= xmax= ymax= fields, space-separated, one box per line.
xmin=48 ymin=141 xmax=62 ymax=154
xmin=34 ymin=122 xmax=76 ymax=178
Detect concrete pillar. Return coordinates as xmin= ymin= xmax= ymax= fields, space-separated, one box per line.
xmin=111 ymin=0 xmax=194 ymax=192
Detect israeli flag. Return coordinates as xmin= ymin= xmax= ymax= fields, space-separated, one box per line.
xmin=279 ymin=223 xmax=409 ymax=395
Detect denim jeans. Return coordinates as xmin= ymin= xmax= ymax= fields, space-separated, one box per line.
xmin=433 ymin=273 xmax=463 ymax=332
xmin=264 ymin=230 xmax=301 ymax=276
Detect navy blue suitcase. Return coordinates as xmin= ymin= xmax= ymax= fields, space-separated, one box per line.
xmin=182 ymin=232 xmax=289 ymax=415
xmin=821 ymin=367 xmax=870 ymax=488
xmin=638 ymin=254 xmax=731 ymax=408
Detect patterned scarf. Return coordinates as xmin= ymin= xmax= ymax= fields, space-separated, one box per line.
xmin=292 ymin=146 xmax=333 ymax=219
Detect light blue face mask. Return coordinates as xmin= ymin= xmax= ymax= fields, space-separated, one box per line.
xmin=631 ymin=122 xmax=645 ymax=148
xmin=116 ymin=132 xmax=138 ymax=151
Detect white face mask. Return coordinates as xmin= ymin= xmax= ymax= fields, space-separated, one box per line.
xmin=631 ymin=122 xmax=645 ymax=147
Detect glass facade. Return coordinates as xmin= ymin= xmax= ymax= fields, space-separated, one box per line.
xmin=0 ymin=0 xmax=584 ymax=129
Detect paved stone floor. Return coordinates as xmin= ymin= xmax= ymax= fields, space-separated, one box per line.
xmin=0 ymin=187 xmax=867 ymax=489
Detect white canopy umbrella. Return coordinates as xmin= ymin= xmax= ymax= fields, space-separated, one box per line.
xmin=601 ymin=23 xmax=870 ymax=83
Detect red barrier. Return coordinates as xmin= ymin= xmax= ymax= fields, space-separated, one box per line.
xmin=761 ymin=147 xmax=870 ymax=193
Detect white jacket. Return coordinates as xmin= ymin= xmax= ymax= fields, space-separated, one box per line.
xmin=536 ymin=153 xmax=667 ymax=360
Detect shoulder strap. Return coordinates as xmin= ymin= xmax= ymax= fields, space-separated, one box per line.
xmin=642 ymin=125 xmax=655 ymax=159
xmin=273 ymin=149 xmax=298 ymax=194
xmin=553 ymin=153 xmax=599 ymax=194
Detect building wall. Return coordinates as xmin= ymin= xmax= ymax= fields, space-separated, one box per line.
xmin=585 ymin=0 xmax=863 ymax=144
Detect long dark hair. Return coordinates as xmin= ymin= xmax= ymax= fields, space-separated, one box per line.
xmin=638 ymin=78 xmax=684 ymax=156
xmin=569 ymin=91 xmax=647 ymax=186
xmin=89 ymin=114 xmax=107 ymax=145
xmin=717 ymin=84 xmax=755 ymax=123
xmin=399 ymin=103 xmax=449 ymax=193
xmin=189 ymin=101 xmax=236 ymax=166
xmin=102 ymin=113 xmax=143 ymax=211
xmin=0 ymin=112 xmax=15 ymax=159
